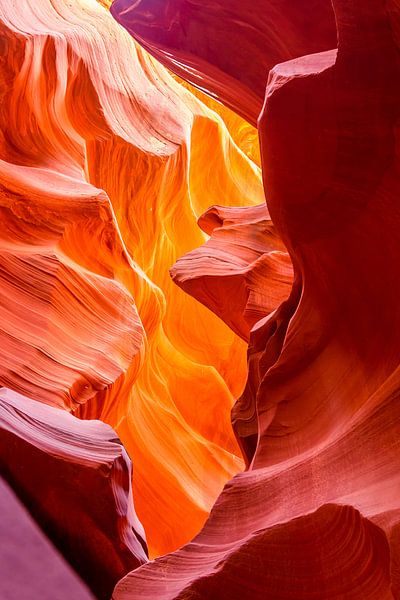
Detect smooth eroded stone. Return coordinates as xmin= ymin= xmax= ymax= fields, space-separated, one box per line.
xmin=111 ymin=0 xmax=337 ymax=124
xmin=0 ymin=388 xmax=147 ymax=599
xmin=111 ymin=1 xmax=400 ymax=597
xmin=0 ymin=476 xmax=95 ymax=600
xmin=0 ymin=0 xmax=265 ymax=557
xmin=171 ymin=203 xmax=292 ymax=342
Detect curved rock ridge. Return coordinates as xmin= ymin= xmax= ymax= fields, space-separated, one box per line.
xmin=0 ymin=161 xmax=144 ymax=410
xmin=171 ymin=203 xmax=293 ymax=341
xmin=169 ymin=74 xmax=263 ymax=167
xmin=253 ymin=0 xmax=400 ymax=469
xmin=0 ymin=387 xmax=147 ymax=599
xmin=0 ymin=0 xmax=265 ymax=557
xmin=110 ymin=0 xmax=337 ymax=125
xmin=112 ymin=0 xmax=400 ymax=597
xmin=114 ymin=366 xmax=400 ymax=598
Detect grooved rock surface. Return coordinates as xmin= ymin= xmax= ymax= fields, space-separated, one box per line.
xmin=113 ymin=372 xmax=400 ymax=599
xmin=0 ymin=0 xmax=264 ymax=559
xmin=171 ymin=203 xmax=293 ymax=342
xmin=112 ymin=0 xmax=400 ymax=598
xmin=0 ymin=162 xmax=144 ymax=410
xmin=0 ymin=388 xmax=147 ymax=599
xmin=1 ymin=0 xmax=399 ymax=597
xmin=110 ymin=0 xmax=337 ymax=125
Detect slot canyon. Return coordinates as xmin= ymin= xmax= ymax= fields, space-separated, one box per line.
xmin=0 ymin=1 xmax=399 ymax=599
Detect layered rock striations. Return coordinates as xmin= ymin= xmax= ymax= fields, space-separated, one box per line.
xmin=1 ymin=0 xmax=399 ymax=598
xmin=171 ymin=203 xmax=293 ymax=342
xmin=111 ymin=0 xmax=337 ymax=125
xmin=112 ymin=0 xmax=400 ymax=598
xmin=0 ymin=0 xmax=264 ymax=562
xmin=0 ymin=161 xmax=145 ymax=409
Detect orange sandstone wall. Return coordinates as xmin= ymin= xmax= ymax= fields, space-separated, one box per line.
xmin=0 ymin=0 xmax=265 ymax=560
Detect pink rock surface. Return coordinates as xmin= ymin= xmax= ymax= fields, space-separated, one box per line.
xmin=171 ymin=203 xmax=292 ymax=341
xmin=0 ymin=388 xmax=147 ymax=599
xmin=113 ymin=367 xmax=400 ymax=598
xmin=0 ymin=0 xmax=399 ymax=597
xmin=0 ymin=476 xmax=95 ymax=600
xmin=113 ymin=0 xmax=400 ymax=598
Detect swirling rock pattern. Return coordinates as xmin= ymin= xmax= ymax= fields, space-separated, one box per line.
xmin=111 ymin=0 xmax=337 ymax=125
xmin=2 ymin=0 xmax=400 ymax=598
xmin=0 ymin=162 xmax=144 ymax=409
xmin=114 ymin=366 xmax=400 ymax=598
xmin=0 ymin=0 xmax=263 ymax=561
xmin=112 ymin=0 xmax=400 ymax=598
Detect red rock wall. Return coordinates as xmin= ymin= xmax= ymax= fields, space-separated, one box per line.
xmin=0 ymin=0 xmax=263 ymax=569
xmin=113 ymin=1 xmax=400 ymax=599
xmin=2 ymin=0 xmax=400 ymax=598
xmin=0 ymin=388 xmax=147 ymax=599
xmin=111 ymin=0 xmax=337 ymax=125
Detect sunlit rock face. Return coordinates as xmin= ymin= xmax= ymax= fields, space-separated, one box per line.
xmin=171 ymin=203 xmax=293 ymax=342
xmin=0 ymin=0 xmax=264 ymax=563
xmin=2 ymin=0 xmax=400 ymax=598
xmin=112 ymin=0 xmax=400 ymax=599
xmin=110 ymin=0 xmax=337 ymax=125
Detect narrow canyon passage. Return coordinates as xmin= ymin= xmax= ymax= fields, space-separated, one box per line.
xmin=2 ymin=1 xmax=400 ymax=600
xmin=0 ymin=0 xmax=279 ymax=567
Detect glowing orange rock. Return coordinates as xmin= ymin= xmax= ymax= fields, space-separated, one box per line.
xmin=0 ymin=0 xmax=263 ymax=559
xmin=0 ymin=162 xmax=144 ymax=409
xmin=5 ymin=0 xmax=398 ymax=596
xmin=112 ymin=0 xmax=400 ymax=598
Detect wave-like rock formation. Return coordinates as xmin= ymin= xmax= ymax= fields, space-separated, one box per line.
xmin=171 ymin=203 xmax=293 ymax=341
xmin=0 ymin=388 xmax=147 ymax=599
xmin=0 ymin=161 xmax=144 ymax=409
xmin=112 ymin=0 xmax=400 ymax=598
xmin=110 ymin=0 xmax=337 ymax=125
xmin=0 ymin=0 xmax=265 ymax=562
xmin=2 ymin=0 xmax=400 ymax=597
